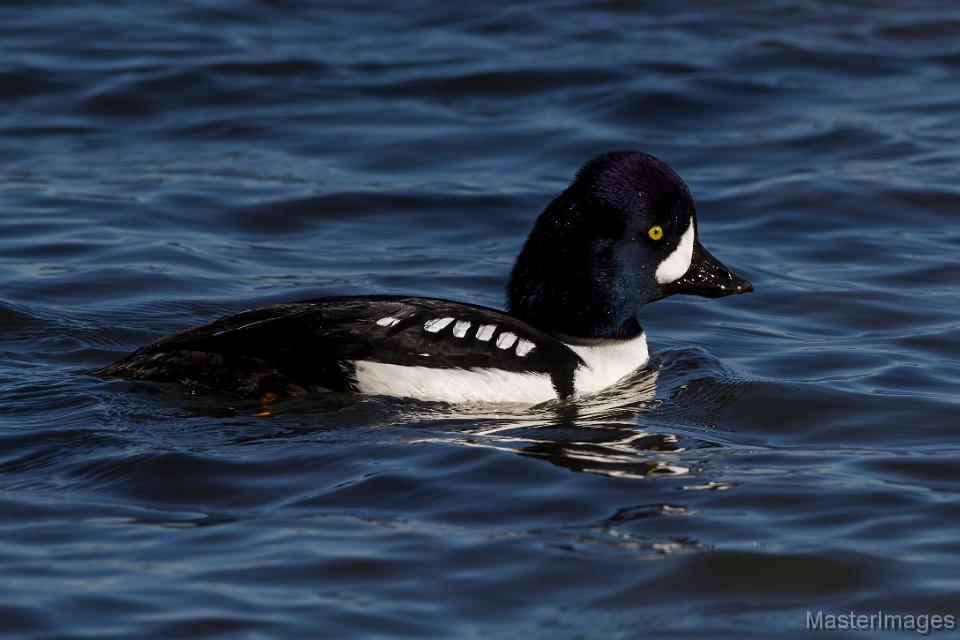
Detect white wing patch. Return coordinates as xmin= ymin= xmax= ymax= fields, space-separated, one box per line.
xmin=655 ymin=217 xmax=695 ymax=284
xmin=376 ymin=316 xmax=401 ymax=327
xmin=350 ymin=361 xmax=556 ymax=404
xmin=476 ymin=324 xmax=496 ymax=341
xmin=515 ymin=339 xmax=536 ymax=357
xmin=496 ymin=332 xmax=518 ymax=349
xmin=452 ymin=320 xmax=471 ymax=338
xmin=565 ymin=333 xmax=649 ymax=395
xmin=424 ymin=317 xmax=454 ymax=333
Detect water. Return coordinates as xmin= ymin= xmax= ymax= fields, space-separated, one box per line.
xmin=3 ymin=1 xmax=960 ymax=637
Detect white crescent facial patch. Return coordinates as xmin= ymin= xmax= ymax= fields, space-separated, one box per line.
xmin=655 ymin=217 xmax=695 ymax=284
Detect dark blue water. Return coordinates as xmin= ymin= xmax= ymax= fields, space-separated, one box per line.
xmin=3 ymin=2 xmax=960 ymax=638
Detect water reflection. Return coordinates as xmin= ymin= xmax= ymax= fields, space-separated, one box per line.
xmin=396 ymin=349 xmax=752 ymax=479
xmin=167 ymin=348 xmax=749 ymax=481
xmin=556 ymin=503 xmax=707 ymax=559
xmin=400 ymin=368 xmax=694 ymax=479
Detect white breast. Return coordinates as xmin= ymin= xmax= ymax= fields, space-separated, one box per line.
xmin=565 ymin=333 xmax=649 ymax=396
xmin=350 ymin=361 xmax=557 ymax=404
xmin=349 ymin=332 xmax=648 ymax=404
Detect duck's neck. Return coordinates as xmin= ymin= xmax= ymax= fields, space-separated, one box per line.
xmin=506 ymin=206 xmax=651 ymax=340
xmin=506 ymin=293 xmax=644 ymax=341
xmin=506 ymin=267 xmax=644 ymax=340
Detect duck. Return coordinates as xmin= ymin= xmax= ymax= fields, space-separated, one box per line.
xmin=93 ymin=150 xmax=752 ymax=404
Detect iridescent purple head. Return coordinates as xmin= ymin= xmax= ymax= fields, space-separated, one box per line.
xmin=507 ymin=151 xmax=751 ymax=339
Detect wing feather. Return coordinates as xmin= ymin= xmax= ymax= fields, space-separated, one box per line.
xmin=94 ymin=296 xmax=583 ymax=398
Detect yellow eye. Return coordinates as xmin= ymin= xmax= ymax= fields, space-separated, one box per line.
xmin=647 ymin=225 xmax=663 ymax=240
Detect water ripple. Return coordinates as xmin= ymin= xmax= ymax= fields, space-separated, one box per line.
xmin=3 ymin=0 xmax=960 ymax=637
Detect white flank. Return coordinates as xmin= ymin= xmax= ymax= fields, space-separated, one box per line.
xmin=452 ymin=320 xmax=471 ymax=338
xmin=476 ymin=324 xmax=496 ymax=341
xmin=496 ymin=332 xmax=518 ymax=349
xmin=350 ymin=361 xmax=556 ymax=404
xmin=376 ymin=316 xmax=401 ymax=327
xmin=565 ymin=333 xmax=649 ymax=395
xmin=515 ymin=339 xmax=536 ymax=357
xmin=424 ymin=317 xmax=454 ymax=333
xmin=655 ymin=217 xmax=695 ymax=284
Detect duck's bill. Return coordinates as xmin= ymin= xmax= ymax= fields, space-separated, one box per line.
xmin=654 ymin=241 xmax=752 ymax=300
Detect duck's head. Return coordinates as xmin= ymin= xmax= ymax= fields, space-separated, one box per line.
xmin=507 ymin=150 xmax=752 ymax=339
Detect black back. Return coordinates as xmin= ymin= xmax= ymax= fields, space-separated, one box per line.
xmin=94 ymin=296 xmax=584 ymax=398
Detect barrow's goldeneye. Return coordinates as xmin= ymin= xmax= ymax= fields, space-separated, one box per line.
xmin=94 ymin=151 xmax=752 ymax=404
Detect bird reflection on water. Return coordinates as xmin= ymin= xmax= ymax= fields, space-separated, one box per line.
xmin=422 ymin=369 xmax=678 ymax=479
xmin=393 ymin=349 xmax=750 ymax=480
xmin=169 ymin=347 xmax=750 ymax=483
xmin=96 ymin=348 xmax=749 ymax=565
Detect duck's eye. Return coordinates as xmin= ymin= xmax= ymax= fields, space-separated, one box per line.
xmin=647 ymin=225 xmax=663 ymax=241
